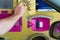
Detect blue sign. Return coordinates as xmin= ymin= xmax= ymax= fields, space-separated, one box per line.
xmin=36 ymin=0 xmax=55 ymax=11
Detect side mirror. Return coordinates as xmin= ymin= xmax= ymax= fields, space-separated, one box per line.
xmin=49 ymin=21 xmax=60 ymax=39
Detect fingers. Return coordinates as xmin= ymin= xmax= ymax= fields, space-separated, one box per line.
xmin=15 ymin=3 xmax=23 ymax=13
xmin=19 ymin=5 xmax=26 ymax=17
xmin=14 ymin=3 xmax=26 ymax=16
xmin=16 ymin=3 xmax=23 ymax=9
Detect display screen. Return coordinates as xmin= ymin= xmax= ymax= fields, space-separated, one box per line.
xmin=48 ymin=0 xmax=60 ymax=7
xmin=43 ymin=0 xmax=60 ymax=12
xmin=0 ymin=0 xmax=13 ymax=9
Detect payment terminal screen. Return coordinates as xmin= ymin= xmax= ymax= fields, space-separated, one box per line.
xmin=43 ymin=0 xmax=60 ymax=12
xmin=48 ymin=0 xmax=60 ymax=7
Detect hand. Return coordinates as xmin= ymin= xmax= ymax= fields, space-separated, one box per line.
xmin=0 ymin=3 xmax=26 ymax=35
